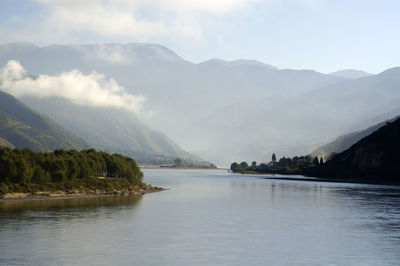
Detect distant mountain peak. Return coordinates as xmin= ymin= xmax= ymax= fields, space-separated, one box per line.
xmin=198 ymin=58 xmax=277 ymax=70
xmin=329 ymin=69 xmax=373 ymax=79
xmin=68 ymin=42 xmax=185 ymax=63
xmin=0 ymin=42 xmax=185 ymax=65
xmin=377 ymin=66 xmax=400 ymax=77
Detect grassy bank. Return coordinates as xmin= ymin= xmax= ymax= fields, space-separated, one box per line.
xmin=0 ymin=176 xmax=163 ymax=199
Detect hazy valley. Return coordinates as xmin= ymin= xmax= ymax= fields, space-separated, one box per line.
xmin=1 ymin=43 xmax=399 ymax=166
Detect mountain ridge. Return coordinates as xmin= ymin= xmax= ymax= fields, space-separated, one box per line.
xmin=0 ymin=89 xmax=89 ymax=151
xmin=311 ymin=115 xmax=400 ymax=159
xmin=311 ymin=117 xmax=400 ymax=183
xmin=1 ymin=42 xmax=398 ymax=166
xmin=329 ymin=69 xmax=372 ymax=79
xmin=198 ymin=59 xmax=278 ymax=70
xmin=20 ymin=96 xmax=197 ymax=162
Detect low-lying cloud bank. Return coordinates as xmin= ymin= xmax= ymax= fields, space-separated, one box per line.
xmin=0 ymin=60 xmax=145 ymax=112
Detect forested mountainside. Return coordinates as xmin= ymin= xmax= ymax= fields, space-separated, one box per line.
xmin=0 ymin=90 xmax=89 ymax=151
xmin=312 ymin=115 xmax=399 ymax=159
xmin=310 ymin=117 xmax=400 ymax=183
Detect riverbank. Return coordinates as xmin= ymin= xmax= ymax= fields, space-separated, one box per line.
xmin=235 ymin=171 xmax=400 ymax=185
xmin=140 ymin=165 xmax=221 ymax=170
xmin=0 ymin=184 xmax=164 ymax=201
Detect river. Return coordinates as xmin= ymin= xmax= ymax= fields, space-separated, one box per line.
xmin=1 ymin=169 xmax=400 ymax=265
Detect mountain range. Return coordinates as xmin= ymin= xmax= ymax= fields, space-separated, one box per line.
xmin=0 ymin=42 xmax=344 ymax=135
xmin=0 ymin=42 xmax=399 ymax=166
xmin=178 ymin=67 xmax=400 ymax=165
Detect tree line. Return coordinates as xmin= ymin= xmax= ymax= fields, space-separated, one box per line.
xmin=0 ymin=147 xmax=144 ymax=194
xmin=230 ymin=153 xmax=322 ymax=174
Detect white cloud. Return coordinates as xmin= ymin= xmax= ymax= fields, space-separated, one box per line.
xmin=41 ymin=1 xmax=165 ymax=38
xmin=0 ymin=60 xmax=145 ymax=112
xmin=153 ymin=0 xmax=257 ymax=14
xmin=38 ymin=0 xmax=255 ymax=15
xmin=21 ymin=0 xmax=259 ymax=42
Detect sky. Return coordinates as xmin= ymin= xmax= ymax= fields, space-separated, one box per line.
xmin=0 ymin=0 xmax=399 ymax=73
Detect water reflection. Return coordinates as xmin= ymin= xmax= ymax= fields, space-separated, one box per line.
xmin=326 ymin=185 xmax=400 ymax=239
xmin=227 ymin=176 xmax=400 ymax=247
xmin=0 ymin=195 xmax=143 ymax=223
xmin=1 ymin=169 xmax=400 ymax=265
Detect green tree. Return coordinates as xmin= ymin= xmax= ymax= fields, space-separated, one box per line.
xmin=272 ymin=153 xmax=277 ymax=164
xmin=174 ymin=158 xmax=182 ymax=167
xmin=65 ymin=157 xmax=80 ymax=180
xmin=239 ymin=161 xmax=249 ymax=172
xmin=0 ymin=156 xmax=17 ymax=183
xmin=0 ymin=148 xmax=144 ymax=192
xmin=32 ymin=166 xmax=49 ymax=184
xmin=15 ymin=159 xmax=33 ymax=184
xmin=230 ymin=162 xmax=239 ymax=172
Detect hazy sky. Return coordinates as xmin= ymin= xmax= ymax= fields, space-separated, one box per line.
xmin=1 ymin=0 xmax=399 ymax=73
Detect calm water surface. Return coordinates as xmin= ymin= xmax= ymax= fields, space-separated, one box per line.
xmin=1 ymin=169 xmax=400 ymax=265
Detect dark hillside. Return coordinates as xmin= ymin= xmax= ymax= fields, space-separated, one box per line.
xmin=311 ymin=118 xmax=400 ymax=183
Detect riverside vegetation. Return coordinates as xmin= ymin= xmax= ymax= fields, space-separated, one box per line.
xmin=230 ymin=153 xmax=321 ymax=175
xmin=231 ymin=117 xmax=400 ymax=184
xmin=0 ymin=147 xmax=160 ymax=198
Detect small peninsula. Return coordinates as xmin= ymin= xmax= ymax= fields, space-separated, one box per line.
xmin=0 ymin=148 xmax=162 ymax=200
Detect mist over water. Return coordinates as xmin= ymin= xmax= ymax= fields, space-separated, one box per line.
xmin=1 ymin=169 xmax=400 ymax=265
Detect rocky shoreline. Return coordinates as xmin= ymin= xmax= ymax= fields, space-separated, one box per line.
xmin=0 ymin=185 xmax=165 ymax=201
